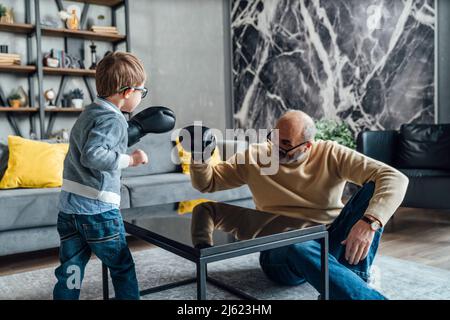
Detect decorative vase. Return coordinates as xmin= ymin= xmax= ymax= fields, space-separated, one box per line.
xmin=45 ymin=57 xmax=59 ymax=68
xmin=66 ymin=9 xmax=79 ymax=30
xmin=71 ymin=99 xmax=83 ymax=109
xmin=17 ymin=86 xmax=28 ymax=107
xmin=62 ymin=98 xmax=70 ymax=108
xmin=0 ymin=8 xmax=14 ymax=24
xmin=10 ymin=99 xmax=21 ymax=109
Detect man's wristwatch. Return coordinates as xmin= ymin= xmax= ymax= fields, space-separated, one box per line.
xmin=361 ymin=216 xmax=382 ymax=231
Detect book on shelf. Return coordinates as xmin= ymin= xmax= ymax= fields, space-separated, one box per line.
xmin=0 ymin=61 xmax=21 ymax=66
xmin=91 ymin=30 xmax=119 ymax=34
xmin=0 ymin=53 xmax=21 ymax=58
xmin=50 ymin=49 xmax=67 ymax=68
xmin=0 ymin=53 xmax=21 ymax=60
xmin=90 ymin=25 xmax=119 ymax=34
xmin=0 ymin=53 xmax=21 ymax=66
xmin=91 ymin=25 xmax=117 ymax=30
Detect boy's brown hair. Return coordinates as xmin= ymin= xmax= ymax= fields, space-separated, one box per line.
xmin=96 ymin=51 xmax=147 ymax=97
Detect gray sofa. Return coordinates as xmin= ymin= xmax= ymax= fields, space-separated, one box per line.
xmin=0 ymin=132 xmax=254 ymax=256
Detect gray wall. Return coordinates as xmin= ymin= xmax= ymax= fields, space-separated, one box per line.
xmin=0 ymin=0 xmax=229 ymax=144
xmin=129 ymin=0 xmax=228 ymax=131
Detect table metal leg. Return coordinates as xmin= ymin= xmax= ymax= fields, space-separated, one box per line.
xmin=102 ymin=263 xmax=109 ymax=300
xmin=320 ymin=234 xmax=329 ymax=300
xmin=196 ymin=261 xmax=207 ymax=300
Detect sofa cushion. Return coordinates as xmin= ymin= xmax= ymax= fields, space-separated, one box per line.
xmin=0 ymin=226 xmax=60 ymax=256
xmin=122 ymin=173 xmax=253 ymax=208
xmin=400 ymin=171 xmax=450 ymax=209
xmin=0 ymin=188 xmax=61 ymax=232
xmin=400 ymin=169 xmax=450 ymax=178
xmin=0 ymin=185 xmax=131 ymax=232
xmin=396 ymin=124 xmax=450 ymax=170
xmin=122 ymin=131 xmax=180 ymax=177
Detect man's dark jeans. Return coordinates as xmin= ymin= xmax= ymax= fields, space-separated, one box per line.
xmin=259 ymin=182 xmax=387 ymax=300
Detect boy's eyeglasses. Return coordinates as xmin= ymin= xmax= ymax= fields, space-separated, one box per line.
xmin=119 ymin=86 xmax=149 ymax=99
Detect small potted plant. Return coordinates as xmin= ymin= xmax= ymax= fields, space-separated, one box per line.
xmin=70 ymin=88 xmax=84 ymax=109
xmin=314 ymin=119 xmax=356 ymax=149
xmin=0 ymin=6 xmax=14 ymax=24
xmin=315 ymin=119 xmax=357 ymax=199
xmin=0 ymin=5 xmax=7 ymax=19
xmin=8 ymin=92 xmax=22 ymax=109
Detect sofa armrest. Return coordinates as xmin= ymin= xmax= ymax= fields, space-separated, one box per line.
xmin=356 ymin=130 xmax=398 ymax=166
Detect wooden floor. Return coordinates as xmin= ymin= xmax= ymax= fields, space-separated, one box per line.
xmin=0 ymin=237 xmax=153 ymax=277
xmin=1 ymin=207 xmax=450 ymax=277
xmin=379 ymin=207 xmax=450 ymax=270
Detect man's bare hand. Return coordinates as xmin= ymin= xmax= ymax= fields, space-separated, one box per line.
xmin=341 ymin=220 xmax=375 ymax=265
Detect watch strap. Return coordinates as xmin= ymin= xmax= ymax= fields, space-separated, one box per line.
xmin=361 ymin=215 xmax=380 ymax=230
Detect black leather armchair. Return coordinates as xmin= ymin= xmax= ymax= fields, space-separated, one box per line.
xmin=357 ymin=124 xmax=450 ymax=209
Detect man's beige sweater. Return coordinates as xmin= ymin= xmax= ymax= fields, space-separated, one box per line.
xmin=190 ymin=140 xmax=409 ymax=227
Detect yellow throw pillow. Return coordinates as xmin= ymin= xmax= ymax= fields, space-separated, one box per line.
xmin=0 ymin=136 xmax=69 ymax=189
xmin=175 ymin=138 xmax=221 ymax=214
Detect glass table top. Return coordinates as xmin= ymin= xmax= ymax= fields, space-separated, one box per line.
xmin=124 ymin=214 xmax=327 ymax=256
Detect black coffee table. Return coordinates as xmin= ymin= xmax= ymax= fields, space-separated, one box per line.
xmin=101 ymin=213 xmax=329 ymax=300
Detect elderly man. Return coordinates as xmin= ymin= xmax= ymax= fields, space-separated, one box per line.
xmin=188 ymin=110 xmax=409 ymax=300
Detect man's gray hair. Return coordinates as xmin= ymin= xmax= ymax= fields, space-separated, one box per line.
xmin=303 ymin=120 xmax=317 ymax=141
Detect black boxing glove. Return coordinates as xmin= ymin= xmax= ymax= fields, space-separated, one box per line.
xmin=178 ymin=125 xmax=217 ymax=163
xmin=127 ymin=106 xmax=176 ymax=147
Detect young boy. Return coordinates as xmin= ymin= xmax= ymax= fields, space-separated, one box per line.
xmin=53 ymin=52 xmax=149 ymax=300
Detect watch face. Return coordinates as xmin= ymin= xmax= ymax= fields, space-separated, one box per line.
xmin=371 ymin=221 xmax=380 ymax=231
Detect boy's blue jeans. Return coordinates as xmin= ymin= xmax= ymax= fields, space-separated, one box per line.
xmin=259 ymin=182 xmax=387 ymax=300
xmin=53 ymin=209 xmax=139 ymax=300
